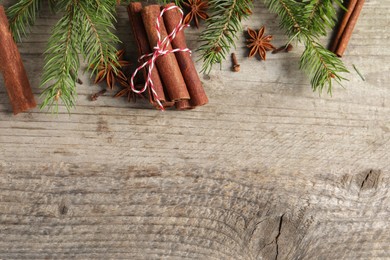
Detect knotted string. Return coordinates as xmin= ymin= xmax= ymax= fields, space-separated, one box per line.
xmin=130 ymin=5 xmax=191 ymax=110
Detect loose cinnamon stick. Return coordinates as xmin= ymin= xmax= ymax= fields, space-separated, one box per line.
xmin=127 ymin=3 xmax=167 ymax=107
xmin=141 ymin=5 xmax=190 ymax=102
xmin=0 ymin=6 xmax=36 ymax=114
xmin=330 ymin=0 xmax=358 ymax=53
xmin=163 ymin=3 xmax=208 ymax=107
xmin=331 ymin=0 xmax=365 ymax=57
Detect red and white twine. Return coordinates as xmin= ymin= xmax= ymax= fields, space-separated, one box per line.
xmin=130 ymin=5 xmax=191 ymax=110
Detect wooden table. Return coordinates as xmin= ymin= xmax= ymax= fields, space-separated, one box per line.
xmin=1 ymin=1 xmax=389 ymax=259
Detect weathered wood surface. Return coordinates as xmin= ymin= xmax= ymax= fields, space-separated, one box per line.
xmin=0 ymin=1 xmax=389 ymax=259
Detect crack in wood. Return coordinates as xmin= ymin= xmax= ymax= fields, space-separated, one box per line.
xmin=360 ymin=170 xmax=372 ymax=191
xmin=275 ymin=214 xmax=285 ymax=260
xmin=358 ymin=169 xmax=382 ymax=196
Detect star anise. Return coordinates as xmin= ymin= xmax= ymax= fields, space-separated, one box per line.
xmin=94 ymin=49 xmax=130 ymax=90
xmin=114 ymin=76 xmax=144 ymax=102
xmin=183 ymin=0 xmax=208 ymax=28
xmin=246 ymin=26 xmax=275 ymax=60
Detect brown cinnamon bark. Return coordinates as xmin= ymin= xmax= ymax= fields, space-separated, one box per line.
xmin=330 ymin=0 xmax=358 ymax=53
xmin=142 ymin=5 xmax=190 ymax=102
xmin=175 ymin=100 xmax=194 ymax=110
xmin=127 ymin=3 xmax=167 ymax=107
xmin=0 ymin=6 xmax=36 ymax=115
xmin=331 ymin=0 xmax=365 ymax=57
xmin=163 ymin=3 xmax=208 ymax=107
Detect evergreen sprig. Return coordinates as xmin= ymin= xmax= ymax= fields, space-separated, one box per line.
xmin=198 ymin=0 xmax=253 ymax=74
xmin=303 ymin=0 xmax=345 ymax=38
xmin=79 ymin=1 xmax=120 ymax=76
xmin=6 ymin=0 xmax=42 ymax=42
xmin=39 ymin=2 xmax=80 ymax=112
xmin=7 ymin=0 xmax=124 ymax=112
xmin=39 ymin=0 xmax=121 ymax=112
xmin=263 ymin=0 xmax=349 ymax=94
xmin=300 ymin=37 xmax=347 ymax=94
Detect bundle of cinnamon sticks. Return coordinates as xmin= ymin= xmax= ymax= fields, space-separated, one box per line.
xmin=0 ymin=6 xmax=36 ymax=114
xmin=330 ymin=0 xmax=365 ymax=57
xmin=127 ymin=3 xmax=208 ymax=110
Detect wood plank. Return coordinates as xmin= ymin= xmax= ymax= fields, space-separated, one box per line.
xmin=0 ymin=0 xmax=389 ymax=259
xmin=0 ymin=163 xmax=389 ymax=259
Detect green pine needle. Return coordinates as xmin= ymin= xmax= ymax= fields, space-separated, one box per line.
xmin=6 ymin=0 xmax=42 ymax=42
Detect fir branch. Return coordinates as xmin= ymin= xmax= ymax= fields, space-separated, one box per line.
xmin=6 ymin=0 xmax=42 ymax=42
xmin=39 ymin=2 xmax=80 ymax=113
xmin=263 ymin=0 xmax=349 ymax=94
xmin=264 ymin=0 xmax=304 ymax=38
xmin=198 ymin=0 xmax=253 ymax=74
xmin=78 ymin=1 xmax=120 ymax=76
xmin=300 ymin=37 xmax=348 ymax=94
xmin=6 ymin=0 xmax=132 ymax=113
xmin=39 ymin=0 xmax=120 ymax=112
xmin=302 ymin=0 xmax=343 ymax=37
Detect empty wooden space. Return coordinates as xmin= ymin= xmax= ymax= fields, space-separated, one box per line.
xmin=0 ymin=1 xmax=389 ymax=259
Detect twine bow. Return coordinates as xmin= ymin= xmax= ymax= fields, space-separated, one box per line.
xmin=130 ymin=5 xmax=191 ymax=110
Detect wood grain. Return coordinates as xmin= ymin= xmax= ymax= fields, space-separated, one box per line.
xmin=0 ymin=163 xmax=389 ymax=259
xmin=0 ymin=1 xmax=389 ymax=259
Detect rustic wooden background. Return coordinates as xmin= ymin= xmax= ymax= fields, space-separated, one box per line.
xmin=0 ymin=0 xmax=389 ymax=259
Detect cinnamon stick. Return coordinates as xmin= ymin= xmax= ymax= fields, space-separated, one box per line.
xmin=175 ymin=100 xmax=194 ymax=110
xmin=163 ymin=3 xmax=208 ymax=107
xmin=331 ymin=0 xmax=365 ymax=57
xmin=330 ymin=0 xmax=358 ymax=53
xmin=141 ymin=5 xmax=190 ymax=102
xmin=0 ymin=6 xmax=36 ymax=114
xmin=127 ymin=2 xmax=167 ymax=107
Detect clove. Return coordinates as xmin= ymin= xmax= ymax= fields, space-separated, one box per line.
xmin=76 ymin=78 xmax=83 ymax=85
xmin=90 ymin=89 xmax=107 ymax=101
xmin=272 ymin=44 xmax=293 ymax=54
xmin=231 ymin=53 xmax=240 ymax=72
